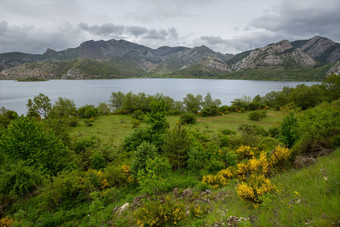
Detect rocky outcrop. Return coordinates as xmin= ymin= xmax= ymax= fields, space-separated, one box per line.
xmin=292 ymin=36 xmax=340 ymax=63
xmin=327 ymin=61 xmax=340 ymax=75
xmin=231 ymin=40 xmax=316 ymax=70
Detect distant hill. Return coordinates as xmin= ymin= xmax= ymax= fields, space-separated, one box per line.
xmin=0 ymin=36 xmax=339 ymax=80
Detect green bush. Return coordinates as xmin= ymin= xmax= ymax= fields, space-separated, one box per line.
xmin=180 ymin=112 xmax=197 ymax=124
xmin=77 ymin=105 xmax=98 ymax=118
xmin=248 ymin=111 xmax=267 ymax=121
xmin=131 ymin=141 xmax=157 ymax=175
xmin=122 ymin=128 xmax=152 ymax=153
xmin=0 ymin=117 xmax=68 ymax=175
xmin=137 ymin=156 xmax=171 ymax=195
xmin=0 ymin=163 xmax=45 ymax=198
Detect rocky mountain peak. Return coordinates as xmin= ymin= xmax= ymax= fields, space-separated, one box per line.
xmin=43 ymin=48 xmax=57 ymax=56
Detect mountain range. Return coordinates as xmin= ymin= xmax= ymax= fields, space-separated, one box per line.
xmin=0 ymin=36 xmax=339 ymax=80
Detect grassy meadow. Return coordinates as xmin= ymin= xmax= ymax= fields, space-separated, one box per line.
xmin=71 ymin=110 xmax=284 ymax=146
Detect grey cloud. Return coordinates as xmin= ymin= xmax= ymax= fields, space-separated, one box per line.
xmin=249 ymin=0 xmax=340 ymax=42
xmin=0 ymin=21 xmax=85 ymax=53
xmin=200 ymin=33 xmax=295 ymax=54
xmin=79 ymin=23 xmax=179 ymax=41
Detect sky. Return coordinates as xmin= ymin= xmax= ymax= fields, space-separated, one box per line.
xmin=0 ymin=0 xmax=339 ymax=54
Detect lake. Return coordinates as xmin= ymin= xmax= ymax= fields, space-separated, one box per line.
xmin=0 ymin=79 xmax=319 ymax=115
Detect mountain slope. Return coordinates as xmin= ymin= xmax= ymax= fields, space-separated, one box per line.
xmin=291 ymin=36 xmax=340 ymax=63
xmin=229 ymin=40 xmax=316 ymax=71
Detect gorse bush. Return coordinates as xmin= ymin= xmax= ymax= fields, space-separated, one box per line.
xmin=134 ymin=196 xmax=186 ymax=226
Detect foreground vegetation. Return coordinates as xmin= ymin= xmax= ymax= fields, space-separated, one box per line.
xmin=0 ymin=75 xmax=339 ymax=226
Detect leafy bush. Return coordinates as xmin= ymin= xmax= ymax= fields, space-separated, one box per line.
xmin=179 ymin=112 xmax=197 ymax=124
xmin=77 ymin=105 xmax=98 ymax=118
xmin=132 ymin=109 xmax=144 ymax=120
xmin=0 ymin=117 xmax=68 ymax=175
xmin=122 ymin=128 xmax=152 ymax=153
xmin=248 ymin=111 xmax=267 ymax=121
xmin=131 ymin=141 xmax=157 ymax=175
xmin=0 ymin=163 xmax=45 ymax=198
xmin=137 ymin=156 xmax=171 ymax=195
xmin=279 ymin=111 xmax=299 ymax=148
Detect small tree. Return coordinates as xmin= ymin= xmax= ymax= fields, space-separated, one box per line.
xmin=279 ymin=111 xmax=299 ymax=148
xmin=26 ymin=93 xmax=52 ymax=118
xmin=144 ymin=100 xmax=168 ymax=134
xmin=137 ymin=156 xmax=171 ymax=195
xmin=131 ymin=142 xmax=157 ymax=175
xmin=0 ymin=117 xmax=68 ymax=174
xmin=164 ymin=124 xmax=193 ymax=170
xmin=183 ymin=94 xmax=202 ymax=114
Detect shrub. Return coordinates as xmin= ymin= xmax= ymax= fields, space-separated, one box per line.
xmin=134 ymin=196 xmax=186 ymax=226
xmin=179 ymin=112 xmax=197 ymax=124
xmin=0 ymin=163 xmax=45 ymax=198
xmin=202 ymin=168 xmax=233 ymax=188
xmin=236 ymin=174 xmax=275 ymax=205
xmin=270 ymin=145 xmax=291 ymax=172
xmin=77 ymin=105 xmax=98 ymax=118
xmin=122 ymin=128 xmax=152 ymax=153
xmin=90 ymin=151 xmax=106 ymax=170
xmin=248 ymin=111 xmax=267 ymax=121
xmin=132 ymin=109 xmax=145 ymax=120
xmin=279 ymin=111 xmax=299 ymax=148
xmin=0 ymin=117 xmax=68 ymax=175
xmin=235 ymin=145 xmax=257 ymax=160
xmin=137 ymin=156 xmax=171 ymax=195
xmin=131 ymin=142 xmax=157 ymax=175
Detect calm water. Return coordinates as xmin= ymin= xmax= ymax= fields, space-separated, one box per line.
xmin=0 ymin=79 xmax=319 ymax=115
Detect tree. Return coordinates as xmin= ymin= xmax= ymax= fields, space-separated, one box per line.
xmin=322 ymin=74 xmax=340 ymax=101
xmin=26 ymin=93 xmax=52 ymax=118
xmin=164 ymin=124 xmax=193 ymax=170
xmin=137 ymin=156 xmax=171 ymax=195
xmin=110 ymin=91 xmax=125 ymax=110
xmin=183 ymin=94 xmax=202 ymax=114
xmin=49 ymin=97 xmax=77 ymax=118
xmin=131 ymin=142 xmax=157 ymax=175
xmin=0 ymin=117 xmax=68 ymax=174
xmin=202 ymin=93 xmax=221 ymax=109
xmin=279 ymin=111 xmax=299 ymax=148
xmin=144 ymin=100 xmax=168 ymax=134
xmin=290 ymin=84 xmax=323 ymax=110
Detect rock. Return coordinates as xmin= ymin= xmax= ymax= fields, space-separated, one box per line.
xmin=114 ymin=203 xmax=129 ymax=215
xmin=231 ymin=39 xmax=316 ymax=71
xmin=327 ymin=61 xmax=340 ymax=75
xmin=227 ymin=216 xmax=249 ymax=226
xmin=181 ymin=188 xmax=193 ymax=198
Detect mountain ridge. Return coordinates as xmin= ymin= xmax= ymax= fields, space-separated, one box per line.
xmin=0 ymin=36 xmax=339 ymax=80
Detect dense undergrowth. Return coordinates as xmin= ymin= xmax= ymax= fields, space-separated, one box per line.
xmin=0 ymin=74 xmax=339 ymax=226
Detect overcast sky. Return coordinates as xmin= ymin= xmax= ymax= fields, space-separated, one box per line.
xmin=0 ymin=0 xmax=339 ymax=54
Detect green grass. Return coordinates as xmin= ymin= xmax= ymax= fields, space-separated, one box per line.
xmin=70 ymin=115 xmax=140 ymax=147
xmin=183 ymin=149 xmax=340 ymax=226
xmin=71 ymin=110 xmax=284 ymax=145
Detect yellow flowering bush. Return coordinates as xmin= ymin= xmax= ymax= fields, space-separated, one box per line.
xmin=236 ymin=174 xmax=275 ymax=205
xmin=134 ymin=196 xmax=186 ymax=226
xmin=248 ymin=152 xmax=270 ymax=176
xmin=191 ymin=203 xmax=210 ymax=219
xmin=270 ymin=145 xmax=291 ymax=171
xmin=202 ymin=168 xmax=233 ymax=188
xmin=0 ymin=216 xmax=14 ymax=227
xmin=236 ymin=145 xmax=257 ymax=160
xmin=235 ymin=162 xmax=250 ymax=181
